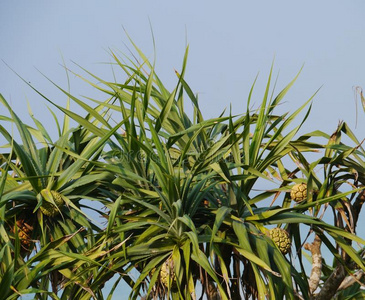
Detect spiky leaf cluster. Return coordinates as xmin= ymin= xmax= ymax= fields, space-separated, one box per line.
xmin=1 ymin=41 xmax=365 ymax=300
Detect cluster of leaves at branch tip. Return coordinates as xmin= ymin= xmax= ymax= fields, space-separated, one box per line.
xmin=4 ymin=37 xmax=365 ymax=299
xmin=39 ymin=190 xmax=64 ymax=217
xmin=269 ymin=227 xmax=292 ymax=255
xmin=290 ymin=183 xmax=307 ymax=203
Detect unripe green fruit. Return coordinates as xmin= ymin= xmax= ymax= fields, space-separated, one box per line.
xmin=40 ymin=190 xmax=64 ymax=217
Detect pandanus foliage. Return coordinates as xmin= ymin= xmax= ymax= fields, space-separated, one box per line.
xmin=1 ymin=41 xmax=365 ymax=300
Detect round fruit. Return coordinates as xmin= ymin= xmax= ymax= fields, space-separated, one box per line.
xmin=40 ymin=190 xmax=64 ymax=217
xmin=269 ymin=227 xmax=291 ymax=255
xmin=290 ymin=183 xmax=307 ymax=203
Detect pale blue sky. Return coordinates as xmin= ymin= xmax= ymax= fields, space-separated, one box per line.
xmin=2 ymin=1 xmax=365 ymax=136
xmin=1 ymin=1 xmax=365 ymax=298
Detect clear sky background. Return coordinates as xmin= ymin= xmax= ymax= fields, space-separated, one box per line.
xmin=2 ymin=1 xmax=365 ymax=136
xmin=1 ymin=1 xmax=365 ymax=298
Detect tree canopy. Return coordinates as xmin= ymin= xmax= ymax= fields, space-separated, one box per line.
xmin=1 ymin=44 xmax=365 ymax=300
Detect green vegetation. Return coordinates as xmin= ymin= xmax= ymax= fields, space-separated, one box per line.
xmin=1 ymin=43 xmax=365 ymax=300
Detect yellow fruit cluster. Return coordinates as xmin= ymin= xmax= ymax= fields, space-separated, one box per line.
xmin=16 ymin=218 xmax=33 ymax=249
xmin=290 ymin=183 xmax=307 ymax=203
xmin=160 ymin=258 xmax=176 ymax=288
xmin=269 ymin=227 xmax=291 ymax=254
